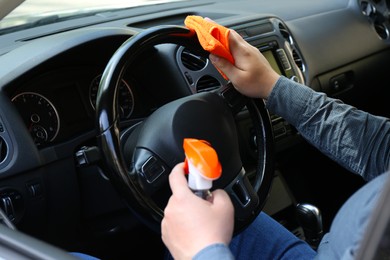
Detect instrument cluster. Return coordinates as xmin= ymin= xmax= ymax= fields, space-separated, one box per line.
xmin=10 ymin=68 xmax=138 ymax=148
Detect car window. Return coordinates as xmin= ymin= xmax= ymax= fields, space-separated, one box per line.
xmin=0 ymin=0 xmax=183 ymax=33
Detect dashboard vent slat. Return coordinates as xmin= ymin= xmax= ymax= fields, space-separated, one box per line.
xmin=292 ymin=49 xmax=305 ymax=73
xmin=181 ymin=49 xmax=207 ymax=71
xmin=196 ymin=76 xmax=221 ymax=93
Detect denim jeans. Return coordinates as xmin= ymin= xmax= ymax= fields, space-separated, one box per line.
xmin=230 ymin=212 xmax=316 ymax=259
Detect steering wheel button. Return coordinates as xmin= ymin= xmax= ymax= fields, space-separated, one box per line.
xmin=141 ymin=156 xmax=166 ymax=183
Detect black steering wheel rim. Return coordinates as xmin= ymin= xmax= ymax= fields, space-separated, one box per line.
xmin=96 ymin=25 xmax=275 ymax=234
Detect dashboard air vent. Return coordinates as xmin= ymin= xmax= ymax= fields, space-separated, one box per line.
xmin=292 ymin=49 xmax=305 ymax=73
xmin=278 ymin=23 xmax=293 ymax=45
xmin=374 ymin=20 xmax=389 ymax=40
xmin=278 ymin=22 xmax=305 ymax=74
xmin=196 ymin=76 xmax=221 ymax=92
xmin=0 ymin=137 xmax=8 ymax=164
xmin=181 ymin=48 xmax=207 ymax=71
xmin=359 ymin=0 xmax=390 ymax=41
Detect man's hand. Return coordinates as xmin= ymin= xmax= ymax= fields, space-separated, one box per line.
xmin=209 ymin=29 xmax=280 ymax=99
xmin=161 ymin=162 xmax=234 ymax=259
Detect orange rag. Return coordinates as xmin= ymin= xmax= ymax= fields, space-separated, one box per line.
xmin=184 ymin=15 xmax=234 ymax=79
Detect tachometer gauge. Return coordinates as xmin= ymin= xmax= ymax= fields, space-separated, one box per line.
xmin=11 ymin=92 xmax=60 ymax=147
xmin=89 ymin=75 xmax=135 ymax=119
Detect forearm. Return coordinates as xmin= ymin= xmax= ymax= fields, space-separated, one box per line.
xmin=266 ymin=76 xmax=390 ymax=180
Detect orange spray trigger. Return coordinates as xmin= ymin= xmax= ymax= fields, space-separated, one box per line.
xmin=183 ymin=138 xmax=222 ymax=199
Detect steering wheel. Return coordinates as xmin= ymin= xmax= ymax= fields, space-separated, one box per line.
xmin=96 ymin=25 xmax=274 ymax=234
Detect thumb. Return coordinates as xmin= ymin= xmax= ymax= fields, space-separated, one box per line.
xmin=209 ymin=53 xmax=237 ymax=79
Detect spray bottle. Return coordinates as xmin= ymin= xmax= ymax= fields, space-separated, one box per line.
xmin=183 ymin=138 xmax=222 ymax=200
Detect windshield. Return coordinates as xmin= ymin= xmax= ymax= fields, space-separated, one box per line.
xmin=0 ymin=0 xmax=184 ymax=33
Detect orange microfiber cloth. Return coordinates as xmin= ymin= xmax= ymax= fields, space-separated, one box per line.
xmin=185 ymin=15 xmax=234 ymax=79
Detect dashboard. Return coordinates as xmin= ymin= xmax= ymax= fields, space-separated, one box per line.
xmin=0 ymin=0 xmax=389 ymax=257
xmin=3 ymin=16 xmax=305 ymax=151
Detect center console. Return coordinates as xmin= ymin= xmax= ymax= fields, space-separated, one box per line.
xmin=231 ymin=18 xmax=306 ymax=152
xmin=231 ymin=18 xmax=309 ymax=237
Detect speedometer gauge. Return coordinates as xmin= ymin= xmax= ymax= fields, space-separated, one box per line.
xmin=89 ymin=75 xmax=135 ymax=119
xmin=11 ymin=92 xmax=60 ymax=147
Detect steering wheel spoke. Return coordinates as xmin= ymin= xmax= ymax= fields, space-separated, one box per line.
xmin=218 ymin=82 xmax=248 ymax=115
xmin=132 ymin=148 xmax=169 ymax=193
xmin=226 ymin=168 xmax=260 ymax=223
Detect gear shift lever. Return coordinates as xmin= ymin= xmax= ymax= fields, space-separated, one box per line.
xmin=296 ymin=203 xmax=323 ymax=249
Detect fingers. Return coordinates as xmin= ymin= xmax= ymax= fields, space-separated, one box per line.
xmin=228 ymin=29 xmax=249 ymax=59
xmin=168 ymin=162 xmax=190 ymax=197
xmin=209 ymin=51 xmax=240 ymax=82
xmin=209 ymin=29 xmax=248 ymax=78
xmin=212 ymin=189 xmax=233 ymax=209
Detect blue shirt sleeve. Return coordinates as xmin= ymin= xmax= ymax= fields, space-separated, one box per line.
xmin=266 ymin=76 xmax=390 ymax=181
xmin=193 ymin=243 xmax=234 ymax=260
